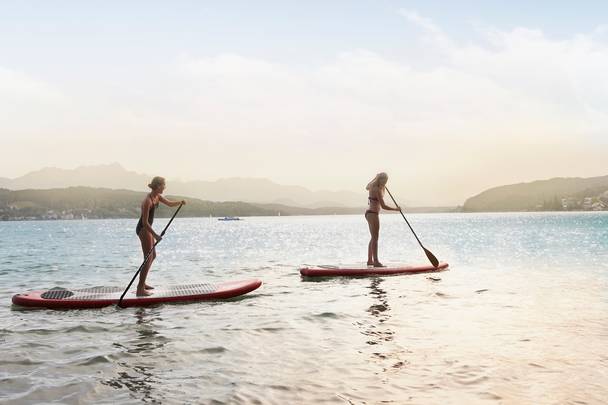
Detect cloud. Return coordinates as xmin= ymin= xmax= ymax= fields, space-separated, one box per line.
xmin=398 ymin=9 xmax=453 ymax=51
xmin=168 ymin=17 xmax=608 ymax=202
xmin=0 ymin=67 xmax=74 ymax=136
xmin=2 ymin=11 xmax=607 ymax=204
xmin=0 ymin=67 xmax=64 ymax=102
xmin=397 ymin=11 xmax=608 ymax=138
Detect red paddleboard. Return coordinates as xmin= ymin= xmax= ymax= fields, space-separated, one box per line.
xmin=12 ymin=279 xmax=262 ymax=309
xmin=300 ymin=262 xmax=449 ymax=277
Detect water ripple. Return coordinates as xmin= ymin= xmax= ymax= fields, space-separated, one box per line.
xmin=0 ymin=214 xmax=606 ymax=404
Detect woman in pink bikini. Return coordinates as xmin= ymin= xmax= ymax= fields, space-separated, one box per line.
xmin=365 ymin=172 xmax=400 ymax=267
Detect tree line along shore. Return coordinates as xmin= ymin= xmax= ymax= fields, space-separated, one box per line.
xmin=0 ymin=187 xmax=455 ymax=221
xmin=2 ymin=176 xmax=608 ymax=221
xmin=0 ymin=187 xmax=370 ymax=221
xmin=0 ymin=187 xmax=369 ymax=221
xmin=462 ymin=176 xmax=608 ymax=212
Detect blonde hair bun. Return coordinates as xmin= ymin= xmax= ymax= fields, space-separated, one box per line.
xmin=148 ymin=176 xmax=166 ymax=190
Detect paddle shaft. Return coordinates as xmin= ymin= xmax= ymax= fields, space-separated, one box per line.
xmin=385 ymin=187 xmax=439 ymax=267
xmin=118 ymin=203 xmax=183 ymax=307
xmin=385 ymin=187 xmax=423 ymax=247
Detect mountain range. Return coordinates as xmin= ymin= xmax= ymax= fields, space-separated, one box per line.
xmin=0 ymin=187 xmax=368 ymax=220
xmin=0 ymin=163 xmax=365 ymax=208
xmin=3 ymin=164 xmax=607 ymax=213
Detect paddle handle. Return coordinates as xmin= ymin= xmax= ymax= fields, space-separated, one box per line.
xmin=118 ymin=203 xmax=183 ymax=307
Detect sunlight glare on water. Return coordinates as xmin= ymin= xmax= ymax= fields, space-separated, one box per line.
xmin=0 ymin=213 xmax=607 ymax=404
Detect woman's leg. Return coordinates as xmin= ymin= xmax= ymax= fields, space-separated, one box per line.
xmin=145 ymin=250 xmax=156 ymax=290
xmin=137 ymin=231 xmax=155 ymax=296
xmin=366 ymin=213 xmax=380 ymax=266
xmin=366 ymin=214 xmax=374 ymax=265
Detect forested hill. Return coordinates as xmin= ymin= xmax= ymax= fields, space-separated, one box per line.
xmin=0 ymin=187 xmax=370 ymax=220
xmin=463 ymin=175 xmax=608 ymax=212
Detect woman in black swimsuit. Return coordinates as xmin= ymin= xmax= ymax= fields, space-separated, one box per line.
xmin=136 ymin=176 xmax=185 ymax=296
xmin=365 ymin=172 xmax=400 ymax=267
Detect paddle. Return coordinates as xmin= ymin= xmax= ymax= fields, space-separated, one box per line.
xmin=117 ymin=202 xmax=184 ymax=307
xmin=385 ymin=187 xmax=440 ymax=268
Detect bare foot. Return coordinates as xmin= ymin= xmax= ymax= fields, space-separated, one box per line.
xmin=373 ymin=262 xmax=386 ymax=268
xmin=367 ymin=261 xmax=374 ymax=267
xmin=136 ymin=289 xmax=153 ymax=297
xmin=145 ymin=284 xmax=154 ymax=290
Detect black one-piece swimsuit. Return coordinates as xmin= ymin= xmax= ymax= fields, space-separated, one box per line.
xmin=136 ymin=195 xmax=158 ymax=235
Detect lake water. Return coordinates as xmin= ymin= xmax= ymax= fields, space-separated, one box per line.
xmin=1 ymin=213 xmax=607 ymax=404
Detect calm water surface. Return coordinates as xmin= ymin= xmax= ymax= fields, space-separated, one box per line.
xmin=0 ymin=213 xmax=607 ymax=404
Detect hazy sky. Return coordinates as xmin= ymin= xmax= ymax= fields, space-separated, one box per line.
xmin=1 ymin=1 xmax=607 ymax=205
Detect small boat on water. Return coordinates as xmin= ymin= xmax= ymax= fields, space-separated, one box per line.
xmin=217 ymin=216 xmax=242 ymax=221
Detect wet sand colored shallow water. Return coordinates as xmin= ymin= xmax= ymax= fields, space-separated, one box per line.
xmin=1 ymin=213 xmax=607 ymax=404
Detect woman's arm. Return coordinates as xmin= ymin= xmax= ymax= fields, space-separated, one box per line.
xmin=379 ymin=193 xmax=400 ymax=211
xmin=159 ymin=195 xmax=186 ymax=207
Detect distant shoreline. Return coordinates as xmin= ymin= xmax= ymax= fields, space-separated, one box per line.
xmin=0 ymin=186 xmax=461 ymax=221
xmin=4 ymin=209 xmax=608 ymax=223
xmin=3 ymin=182 xmax=607 ymax=222
xmin=0 ymin=210 xmax=458 ymax=222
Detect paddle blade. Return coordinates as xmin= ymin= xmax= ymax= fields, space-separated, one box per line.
xmin=424 ymin=247 xmax=440 ymax=268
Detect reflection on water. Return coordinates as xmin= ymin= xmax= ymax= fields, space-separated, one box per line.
xmin=1 ymin=214 xmax=607 ymax=403
xmin=103 ymin=308 xmax=167 ymax=404
xmin=361 ymin=278 xmax=409 ymax=379
xmin=363 ymin=277 xmax=393 ymax=345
